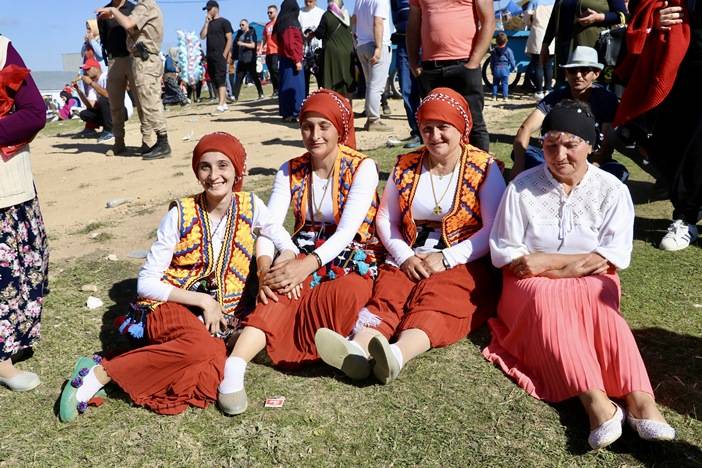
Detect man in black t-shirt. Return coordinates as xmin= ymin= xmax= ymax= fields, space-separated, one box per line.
xmin=200 ymin=0 xmax=233 ymax=112
xmin=98 ymin=0 xmax=141 ymax=156
xmin=230 ymin=19 xmax=265 ymax=102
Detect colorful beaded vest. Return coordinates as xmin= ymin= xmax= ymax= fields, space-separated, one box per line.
xmin=392 ymin=143 xmax=492 ymax=247
xmin=287 ymin=145 xmax=381 ymax=286
xmin=289 ymin=144 xmax=378 ymax=243
xmin=136 ymin=192 xmax=256 ymax=317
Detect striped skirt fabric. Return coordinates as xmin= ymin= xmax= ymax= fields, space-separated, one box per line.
xmin=482 ymin=271 xmax=654 ymax=402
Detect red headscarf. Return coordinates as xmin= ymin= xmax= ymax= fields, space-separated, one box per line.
xmin=416 ymin=87 xmax=473 ymax=143
xmin=192 ymin=132 xmax=247 ymax=192
xmin=300 ymin=89 xmax=356 ymax=149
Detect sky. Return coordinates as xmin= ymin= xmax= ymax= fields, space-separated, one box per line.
xmin=3 ymin=0 xmax=357 ymax=71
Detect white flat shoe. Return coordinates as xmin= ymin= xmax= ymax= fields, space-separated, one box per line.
xmin=627 ymin=415 xmax=676 ymax=441
xmin=0 ymin=370 xmax=40 ymax=392
xmin=588 ymin=402 xmax=625 ymax=450
xmin=314 ymin=328 xmax=370 ymax=380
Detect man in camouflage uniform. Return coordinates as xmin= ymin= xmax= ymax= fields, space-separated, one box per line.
xmin=98 ymin=0 xmax=171 ymax=159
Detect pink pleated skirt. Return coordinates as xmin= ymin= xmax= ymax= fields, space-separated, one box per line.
xmin=482 ymin=271 xmax=654 ymax=402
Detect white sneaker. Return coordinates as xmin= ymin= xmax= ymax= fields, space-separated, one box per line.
xmin=659 ymin=220 xmax=699 ymax=251
xmin=216 ymin=104 xmax=229 ymax=113
xmin=534 ymin=92 xmax=545 ymax=100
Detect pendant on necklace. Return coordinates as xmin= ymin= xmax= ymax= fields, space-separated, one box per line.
xmin=315 ymin=209 xmax=323 ymax=219
xmin=433 ymin=205 xmax=443 ymax=215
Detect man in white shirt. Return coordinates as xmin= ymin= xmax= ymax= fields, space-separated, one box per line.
xmin=299 ymin=0 xmax=325 ymax=96
xmin=73 ymin=58 xmax=117 ymax=143
xmin=353 ymin=0 xmax=392 ymax=131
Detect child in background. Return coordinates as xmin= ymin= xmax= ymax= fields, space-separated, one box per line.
xmin=490 ymin=32 xmax=516 ymax=101
xmin=58 ymin=89 xmax=80 ymax=120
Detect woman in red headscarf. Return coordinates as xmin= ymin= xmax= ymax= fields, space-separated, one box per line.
xmin=221 ymin=89 xmax=380 ymax=415
xmin=315 ymin=88 xmax=506 ymax=385
xmin=58 ymin=132 xmax=298 ymax=422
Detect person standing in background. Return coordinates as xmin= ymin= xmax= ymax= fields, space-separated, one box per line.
xmin=299 ymin=0 xmax=325 ymax=96
xmin=200 ymin=0 xmax=234 ymax=113
xmin=353 ymin=0 xmax=393 ymax=131
xmin=82 ymin=19 xmax=105 ymax=65
xmin=99 ymin=0 xmax=144 ymax=157
xmin=407 ymin=0 xmax=495 ymax=151
xmin=232 ymin=19 xmax=265 ymax=101
xmin=315 ymin=0 xmax=356 ymax=98
xmin=525 ymin=0 xmax=555 ymax=100
xmin=97 ymin=0 xmax=172 ymax=160
xmin=0 ymin=37 xmax=49 ymax=393
xmin=391 ymin=0 xmax=422 ymax=148
xmin=274 ymin=0 xmax=306 ymax=121
xmin=262 ymin=4 xmax=281 ymax=97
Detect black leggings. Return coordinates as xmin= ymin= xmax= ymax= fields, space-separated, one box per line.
xmin=231 ymin=60 xmax=264 ymax=100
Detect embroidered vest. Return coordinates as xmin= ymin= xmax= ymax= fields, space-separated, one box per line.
xmin=288 ymin=145 xmax=379 ymax=243
xmin=392 ymin=144 xmax=492 ymax=247
xmin=137 ymin=192 xmax=255 ymax=317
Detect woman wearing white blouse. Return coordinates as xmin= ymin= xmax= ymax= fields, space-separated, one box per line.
xmin=484 ymin=101 xmax=675 ymax=450
xmin=315 ymin=88 xmax=505 ymax=385
xmin=222 ymin=89 xmax=381 ymax=415
xmin=59 ymin=132 xmax=298 ymax=422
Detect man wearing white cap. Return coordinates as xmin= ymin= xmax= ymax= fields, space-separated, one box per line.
xmin=511 ymin=46 xmax=621 ymax=179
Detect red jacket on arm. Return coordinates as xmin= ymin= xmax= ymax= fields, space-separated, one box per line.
xmin=279 ymin=27 xmax=304 ymax=63
xmin=613 ymin=0 xmax=691 ymax=126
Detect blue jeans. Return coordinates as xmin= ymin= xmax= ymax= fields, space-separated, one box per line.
xmin=395 ymin=42 xmax=421 ymax=136
xmin=492 ymin=67 xmax=510 ymax=98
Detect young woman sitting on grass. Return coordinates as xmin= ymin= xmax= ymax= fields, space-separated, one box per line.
xmin=483 ymin=100 xmax=676 ymax=450
xmin=314 ymin=88 xmax=506 ymax=385
xmin=58 ymin=132 xmax=298 ymax=421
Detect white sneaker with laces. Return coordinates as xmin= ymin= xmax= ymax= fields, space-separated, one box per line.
xmin=659 ymin=220 xmax=699 ymax=251
xmin=216 ymin=104 xmax=229 ymax=113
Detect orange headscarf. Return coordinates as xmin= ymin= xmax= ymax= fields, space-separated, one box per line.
xmin=416 ymin=87 xmax=473 ymax=143
xmin=192 ymin=132 xmax=247 ymax=192
xmin=300 ymin=89 xmax=356 ymax=149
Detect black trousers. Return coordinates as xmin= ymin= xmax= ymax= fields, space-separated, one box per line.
xmin=651 ymin=59 xmax=702 ymax=223
xmin=79 ymin=96 xmax=113 ymax=132
xmin=266 ymin=53 xmax=280 ymax=92
xmin=232 ymin=60 xmax=264 ymax=100
xmin=418 ymin=62 xmax=489 ymax=152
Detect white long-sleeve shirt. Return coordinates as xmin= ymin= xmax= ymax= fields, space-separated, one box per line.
xmin=256 ymin=158 xmax=380 ymax=265
xmin=137 ymin=194 xmax=298 ymax=302
xmin=377 ymin=161 xmax=506 ymax=268
xmin=489 ymin=163 xmax=634 ymax=269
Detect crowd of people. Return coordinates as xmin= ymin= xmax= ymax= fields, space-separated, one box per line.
xmin=1 ymin=0 xmax=700 ymax=455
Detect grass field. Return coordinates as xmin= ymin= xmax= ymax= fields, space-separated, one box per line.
xmin=0 ymin=131 xmax=700 ymax=467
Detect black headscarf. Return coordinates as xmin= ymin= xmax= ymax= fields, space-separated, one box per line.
xmin=273 ymin=0 xmax=301 ymax=38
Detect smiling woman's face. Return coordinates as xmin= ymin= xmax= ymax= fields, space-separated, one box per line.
xmin=196 ymin=151 xmax=236 ymax=197
xmin=300 ymin=113 xmax=339 ymax=160
xmin=542 ymin=131 xmax=591 ymax=181
xmin=419 ymin=119 xmax=462 ymax=162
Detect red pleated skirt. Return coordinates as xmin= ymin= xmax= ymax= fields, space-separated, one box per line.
xmin=102 ymin=302 xmax=227 ymax=415
xmin=244 ymin=272 xmax=373 ymax=368
xmin=482 ymin=272 xmax=654 ymax=402
xmin=365 ymin=259 xmax=498 ymax=347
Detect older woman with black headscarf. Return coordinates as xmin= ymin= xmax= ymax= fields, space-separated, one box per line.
xmin=274 ymin=0 xmax=306 ymax=121
xmin=484 ymin=100 xmax=675 ymax=450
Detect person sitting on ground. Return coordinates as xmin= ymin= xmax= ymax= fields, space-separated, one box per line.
xmin=58 ymin=89 xmax=80 ymax=121
xmin=72 ymin=58 xmax=112 ymax=141
xmin=483 ymin=100 xmax=676 ymax=450
xmin=315 ymin=87 xmax=506 ymax=384
xmin=162 ymin=47 xmax=189 ymax=106
xmin=511 ymin=46 xmax=624 ymax=180
xmin=58 ymin=132 xmax=298 ymax=422
xmin=221 ymin=89 xmax=381 ymax=415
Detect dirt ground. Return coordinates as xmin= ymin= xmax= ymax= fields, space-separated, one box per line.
xmin=31 ymin=89 xmax=531 ymax=262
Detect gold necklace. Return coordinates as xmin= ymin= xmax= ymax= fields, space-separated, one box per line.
xmin=428 ymin=160 xmax=458 ymax=215
xmin=310 ymin=167 xmax=334 ymax=220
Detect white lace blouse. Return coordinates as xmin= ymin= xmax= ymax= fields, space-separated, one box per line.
xmin=489 ymin=163 xmax=634 ymax=269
